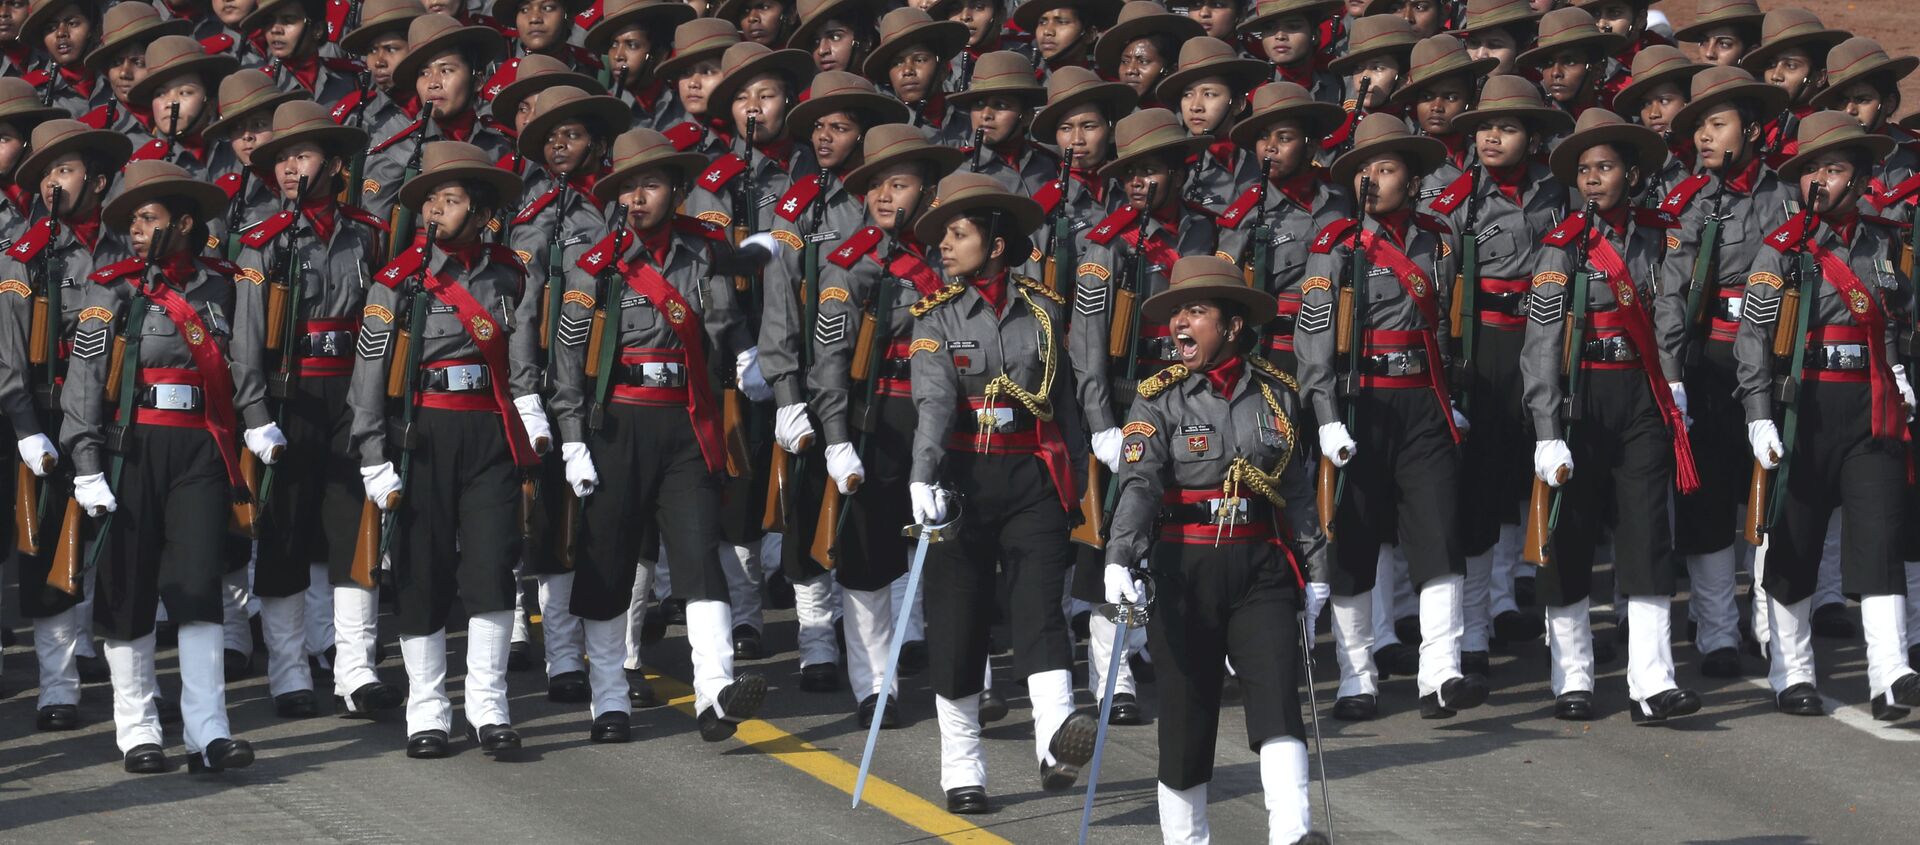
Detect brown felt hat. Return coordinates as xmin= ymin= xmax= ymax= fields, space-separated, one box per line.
xmin=1737 ymin=8 xmax=1850 ymax=75
xmin=1452 ymin=0 xmax=1541 ymax=37
xmin=1329 ymin=14 xmax=1419 ymax=75
xmin=128 ymin=35 xmax=241 ymax=107
xmin=390 ymin=13 xmax=510 ymax=91
xmin=947 ymin=50 xmax=1048 ymax=106
xmin=843 ymin=123 xmax=968 ymax=195
xmin=1612 ymin=45 xmax=1705 ymax=115
xmin=1549 ymin=107 xmax=1669 ymax=185
xmin=240 ymin=0 xmax=329 ymax=34
xmin=1331 ymin=112 xmax=1448 ymax=185
xmin=490 ymin=0 xmax=594 ymax=25
xmin=1141 ymin=254 xmax=1277 ymax=325
xmin=586 ymin=0 xmax=697 ymax=53
xmin=1776 ymin=109 xmax=1896 ymax=181
xmin=1032 ymin=65 xmax=1138 ymax=145
xmin=1094 ymin=1 xmax=1205 ymax=79
xmin=786 ymin=71 xmax=911 ymax=141
xmin=656 ymin=18 xmax=744 ymax=79
xmin=341 ymin=0 xmax=428 ymax=55
xmin=1810 ymin=37 xmax=1919 ymax=111
xmin=0 ymin=78 xmax=68 ymax=137
xmin=786 ymin=0 xmax=874 ymax=53
xmin=246 ymin=99 xmax=370 ymax=180
xmin=595 ymin=127 xmax=709 ymax=204
xmin=205 ymin=69 xmax=304 ymax=141
xmin=862 ymin=7 xmax=970 ymax=81
xmin=1153 ymin=36 xmax=1270 ymax=106
xmin=1387 ymin=34 xmax=1499 ymax=109
xmin=490 ymin=54 xmax=608 ymax=121
xmin=22 ymin=0 xmax=96 ymax=42
xmin=1448 ymin=73 xmax=1574 ymax=135
xmin=1239 ymin=0 xmax=1345 ymax=34
xmin=1229 ymin=80 xmax=1344 ymax=148
xmin=706 ymin=41 xmax=816 ymax=114
xmin=1672 ymin=0 xmax=1764 ymax=43
xmin=912 ymin=171 xmax=1044 ymax=247
xmin=1516 ymin=8 xmax=1627 ymax=70
xmin=397 ymin=140 xmax=523 ymax=209
xmin=1668 ymin=64 xmax=1790 ymax=138
xmin=103 ymin=160 xmax=229 ymax=230
xmin=1098 ymin=107 xmax=1213 ymax=180
xmin=517 ymin=85 xmax=632 ymax=159
xmin=83 ymin=2 xmax=191 ymax=74
xmin=1012 ymin=0 xmax=1122 ymax=33
xmin=17 ymin=119 xmax=133 ymax=191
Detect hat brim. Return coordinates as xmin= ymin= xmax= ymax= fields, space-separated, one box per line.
xmin=1153 ymin=57 xmax=1272 ymax=107
xmin=707 ymin=49 xmax=817 ymax=117
xmin=0 ymin=104 xmax=73 ymax=136
xmin=1739 ymin=29 xmax=1852 ymax=75
xmin=83 ymin=18 xmax=193 ymax=74
xmin=863 ymin=19 xmax=972 ymax=79
xmin=1013 ymin=0 xmax=1120 ymax=32
xmin=656 ymin=40 xmax=733 ymax=80
xmin=204 ymin=89 xmax=305 ymax=141
xmin=1030 ymin=81 xmax=1138 ymax=145
xmin=1228 ymin=99 xmax=1346 ymax=148
xmin=1549 ymin=122 xmax=1669 ymax=185
xmin=17 ymin=130 xmax=134 ymax=191
xmin=595 ymin=150 xmax=710 ymax=205
xmin=787 ymin=0 xmax=873 ymax=52
xmin=248 ymin=123 xmax=370 ymax=181
xmin=103 ymin=177 xmax=230 ymax=230
xmin=518 ymin=94 xmax=634 ymax=159
xmin=128 ymin=53 xmax=243 ymax=106
xmin=239 ymin=0 xmax=327 ymax=34
xmin=947 ymin=79 xmax=1049 ymax=107
xmin=1097 ymin=134 xmax=1214 ymax=180
xmin=398 ymin=163 xmax=524 ymax=214
xmin=787 ymin=91 xmax=912 ymax=141
xmin=1448 ymin=103 xmax=1575 ymax=135
xmin=1778 ymin=133 xmax=1897 ymax=181
xmin=1141 ymin=280 xmax=1278 ymax=326
xmin=843 ymin=142 xmax=967 ymax=196
xmin=341 ymin=15 xmax=422 ymax=55
xmin=912 ymin=191 xmax=1044 ymax=252
xmin=1331 ymin=134 xmax=1448 ymax=187
xmin=584 ymin=1 xmax=698 ymax=54
xmin=492 ymin=0 xmax=593 ymax=23
xmin=391 ymin=25 xmax=509 ymax=93
xmin=1810 ymin=57 xmax=1920 ymax=110
xmin=1384 ymin=55 xmax=1502 ymax=109
xmin=1095 ymin=14 xmax=1206 ymax=77
xmin=1672 ymin=13 xmax=1763 ymax=43
xmin=1327 ymin=38 xmax=1420 ymax=75
xmin=1517 ymin=31 xmax=1629 ymax=70
xmin=1612 ymin=63 xmax=1707 ymax=114
xmin=1238 ymin=0 xmax=1344 ymax=34
xmin=493 ymin=71 xmax=607 ymax=123
xmin=1451 ymin=8 xmax=1542 ymax=37
xmin=1668 ymin=80 xmax=1789 ymax=138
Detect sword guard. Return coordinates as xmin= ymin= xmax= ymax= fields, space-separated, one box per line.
xmin=901 ymin=488 xmax=963 ymax=541
xmin=1095 ymin=570 xmax=1156 ymax=626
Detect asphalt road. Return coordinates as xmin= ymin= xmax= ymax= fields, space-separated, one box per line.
xmin=2 ymin=582 xmax=1917 ymax=845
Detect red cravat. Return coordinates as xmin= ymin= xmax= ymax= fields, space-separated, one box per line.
xmin=1204 ymin=355 xmax=1244 ymax=399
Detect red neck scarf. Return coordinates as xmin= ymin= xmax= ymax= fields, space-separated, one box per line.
xmin=1825 ymin=210 xmax=1859 ymax=246
xmin=1722 ymin=152 xmax=1764 ymax=195
xmin=755 ymin=137 xmax=795 ymax=171
xmin=988 ymin=136 xmax=1025 ymax=168
xmin=1068 ymin=165 xmax=1102 ymax=199
xmin=1598 ymin=203 xmax=1630 ymax=235
xmin=282 ymin=52 xmax=321 ymax=93
xmin=636 ymin=222 xmax=672 ymax=266
xmin=442 ymin=240 xmax=486 ymax=269
xmin=55 ymin=63 xmax=93 ymax=98
xmin=0 ymin=180 xmax=24 ymax=216
xmin=1373 ymin=207 xmax=1411 ymax=247
xmin=0 ymin=40 xmax=29 ymax=69
xmin=1275 ymin=166 xmax=1318 ymax=211
xmin=1204 ymin=354 xmax=1244 ymax=399
xmin=175 ymin=128 xmax=210 ymax=164
xmin=915 ymin=90 xmax=949 ymax=128
xmin=154 ymin=250 xmax=197 ymax=287
xmin=1150 ymin=200 xmax=1181 ymax=234
xmin=972 ymin=270 xmax=1009 ymax=314
xmin=1486 ymin=163 xmax=1527 ymax=206
xmin=1435 ymin=132 xmax=1468 ymax=169
xmin=631 ymin=74 xmax=667 ymax=112
xmin=64 ymin=210 xmax=99 ymax=251
xmin=1273 ymin=59 xmax=1313 ymax=88
xmin=1204 ymin=138 xmax=1236 ymax=169
xmin=436 ymin=108 xmax=477 ymax=142
xmin=299 ymin=193 xmax=337 ymax=243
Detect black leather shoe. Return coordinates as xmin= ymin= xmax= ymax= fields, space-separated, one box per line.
xmin=1372 ymin=642 xmax=1419 ymax=678
xmin=224 ymin=649 xmax=253 ymax=682
xmin=1492 ymin=610 xmax=1542 ymax=646
xmin=1631 ymin=688 xmax=1702 ymax=723
xmin=1332 ymin=694 xmax=1377 ymax=721
xmin=1554 ymin=691 xmax=1594 ymax=721
xmin=897 ymin=640 xmax=928 ymax=677
xmin=858 ymin=694 xmax=901 ymax=729
xmin=1811 ymin=602 xmax=1856 ymax=638
xmin=1909 ymin=644 xmax=1920 ymax=673
xmin=407 ymin=729 xmax=450 ymax=758
xmin=1293 ymin=833 xmax=1331 ymax=845
xmin=763 ymin=571 xmax=796 ymax=609
xmin=1040 ymin=712 xmax=1097 ymax=791
xmin=698 ymin=673 xmax=768 ymax=742
xmin=1461 ymin=650 xmax=1490 ymax=677
xmin=1106 ymin=692 xmax=1144 ymax=725
xmin=547 ymin=670 xmax=590 ymax=703
xmin=1393 ymin=615 xmax=1422 ymax=646
xmin=337 ymin=681 xmax=403 ymax=718
xmin=628 ymin=671 xmax=663 ymax=708
xmin=157 ymin=696 xmax=182 ymax=725
xmin=1874 ymin=673 xmax=1920 ymax=720
xmin=1129 ymin=652 xmax=1156 ymax=685
xmin=799 ymin=663 xmax=840 ymax=693
xmin=76 ymin=654 xmax=109 ymax=684
xmin=36 ymin=704 xmax=79 ymax=731
xmin=1422 ymin=674 xmax=1489 ymax=719
xmin=274 ymin=690 xmax=319 ymax=718
xmin=640 ymin=604 xmax=667 ymax=646
xmin=945 ymin=786 xmax=989 ymax=814
xmin=1699 ymin=647 xmax=1743 ymax=678
xmin=123 ymin=744 xmax=167 ymax=774
xmin=1775 ymin=683 xmax=1823 ymax=715
xmin=507 ymin=641 xmax=533 ymax=672
xmin=979 ymin=687 xmax=1009 ymax=723
xmin=663 ymin=597 xmax=687 ymax=626
xmin=189 ymin=738 xmax=254 ymax=773
xmin=468 ymin=723 xmax=522 ymax=754
xmin=591 ymin=711 xmax=632 ymax=743
xmin=732 ymin=625 xmax=764 ymax=661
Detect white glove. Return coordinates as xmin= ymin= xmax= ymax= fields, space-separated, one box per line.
xmin=1091 ymin=427 xmax=1123 ymax=472
xmin=1748 ymin=419 xmax=1783 ymax=470
xmin=1533 ymin=439 xmax=1573 ymax=486
xmin=1895 ymin=364 xmax=1916 ymax=423
xmin=774 ymin=403 xmax=815 ymax=453
xmin=1668 ymin=381 xmax=1694 ymax=429
xmin=243 ymin=423 xmax=287 ymax=465
xmin=515 ymin=394 xmax=552 ymax=455
xmin=73 ymin=472 xmax=116 ymax=516
xmin=361 ymin=462 xmax=402 ymax=509
xmin=825 ymin=441 xmax=865 ymax=494
xmin=909 ymin=481 xmax=948 ymax=525
xmin=1103 ymin=564 xmax=1143 ymax=604
xmin=16 ymin=433 xmax=56 ymax=476
xmin=736 ymin=347 xmax=773 ymax=402
xmin=1304 ymin=581 xmax=1330 ymax=635
xmin=561 ymin=441 xmax=598 ymax=498
xmin=1317 ymin=422 xmax=1357 ymax=468
xmin=741 ymin=231 xmax=786 ymax=262
xmin=1451 ymin=402 xmax=1470 ymax=434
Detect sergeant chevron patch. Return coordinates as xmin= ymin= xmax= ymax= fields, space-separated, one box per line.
xmin=557 ymin=314 xmax=590 ymax=347
xmin=71 ymin=327 xmax=108 ymax=359
xmin=1298 ymin=301 xmax=1332 ymax=334
xmin=357 ymin=328 xmax=391 ymax=360
xmin=814 ymin=312 xmax=847 ymax=346
xmin=1075 ymin=281 xmax=1107 ymax=316
xmin=1529 ymin=290 xmax=1563 ymax=325
xmin=1744 ymin=296 xmax=1780 ymax=327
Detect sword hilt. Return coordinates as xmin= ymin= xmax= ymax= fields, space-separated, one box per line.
xmin=1095 ymin=569 xmax=1156 ymax=626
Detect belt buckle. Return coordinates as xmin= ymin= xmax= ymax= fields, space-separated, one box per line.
xmin=640 ymin=362 xmax=680 ymax=387
xmin=975 ymin=406 xmax=1016 ymax=433
xmin=1724 ymin=295 xmax=1744 ymax=321
xmin=1830 ymin=345 xmax=1864 ymax=370
xmin=1383 ymin=352 xmax=1414 ymax=377
xmin=313 ymin=331 xmax=342 ymax=357
xmin=1207 ymin=498 xmax=1249 ymax=526
xmin=447 ymin=364 xmax=486 ymax=391
xmin=151 ymin=383 xmax=196 ymax=410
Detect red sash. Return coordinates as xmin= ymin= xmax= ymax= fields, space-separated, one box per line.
xmin=1356 ymin=230 xmax=1459 ymax=442
xmin=1121 ymin=225 xmax=1180 ymax=274
xmin=621 ymin=262 xmax=725 ymax=474
xmin=141 ymin=280 xmax=246 ymax=491
xmin=420 ymin=269 xmax=538 ymax=469
xmin=880 ymin=246 xmax=944 ymax=297
xmin=1807 ymin=242 xmax=1905 ymax=441
xmin=1585 ymin=233 xmax=1700 ymax=494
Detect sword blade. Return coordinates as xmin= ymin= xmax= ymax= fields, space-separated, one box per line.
xmin=851 ymin=525 xmax=936 ymax=808
xmin=1301 ymin=613 xmax=1332 ymax=842
xmin=1076 ymin=604 xmax=1133 ymax=845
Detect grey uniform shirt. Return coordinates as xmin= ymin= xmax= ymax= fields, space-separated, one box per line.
xmin=232 ymin=207 xmax=385 ymax=428
xmin=362 ymin=114 xmax=516 ymax=223
xmin=1225 ymin=177 xmax=1355 ymax=302
xmin=1430 ymin=163 xmax=1569 ymax=287
xmin=1658 ymin=163 xmax=1795 ymax=374
xmin=759 ymin=169 xmax=869 ymax=408
xmin=0 ymin=221 xmax=130 ymax=438
xmin=505 ymin=176 xmax=606 ymax=378
xmin=1182 ymin=146 xmax=1255 ymax=220
xmin=1103 ymin=362 xmax=1328 ymax=581
xmin=807 ymin=229 xmax=942 ymax=446
xmin=956 ymin=140 xmax=1061 ymax=198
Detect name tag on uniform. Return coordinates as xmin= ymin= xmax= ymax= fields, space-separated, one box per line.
xmin=59 ymin=277 xmax=75 ymax=289
xmin=1369 ymin=266 xmax=1392 ymax=277
xmin=948 ymin=339 xmax=978 ymax=349
xmin=1419 ymin=187 xmax=1443 ymax=200
xmin=1180 ymin=424 xmax=1214 ymax=434
xmin=145 ymin=303 xmax=165 ymax=313
xmin=1274 ymin=232 xmax=1296 ymax=246
xmin=757 ymin=194 xmax=777 ymax=208
xmin=1072 ymin=218 xmax=1093 ymax=233
xmin=562 ymin=235 xmax=588 ymax=247
xmin=806 ymin=230 xmax=839 ymax=244
xmin=429 ymin=303 xmax=454 ymax=314
xmin=1475 ymin=224 xmax=1501 ymax=243
xmin=622 ymin=294 xmax=648 ymax=307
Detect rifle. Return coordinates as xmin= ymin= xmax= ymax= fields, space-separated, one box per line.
xmin=969 ymin=127 xmax=986 ymax=173
xmin=1524 ymin=199 xmax=1597 ymax=566
xmin=165 ymin=101 xmax=180 ymax=153
xmin=1331 ymin=77 xmax=1369 ymax=159
xmin=1681 ymin=161 xmax=1728 ymax=367
xmin=343 ymin=70 xmax=374 ymax=209
xmin=540 ymin=190 xmax=570 ymax=360
xmin=252 ymin=175 xmax=313 ymax=523
xmin=1242 ymin=157 xmax=1273 ymax=288
xmin=387 ymin=117 xmax=432 ymax=258
xmin=731 ymin=116 xmax=758 ymax=295
xmin=1042 ymin=154 xmax=1073 ymax=294
xmin=224 ymin=168 xmax=251 ymax=260
xmin=1318 ymin=175 xmax=1371 ymax=541
xmin=811 ymin=236 xmax=904 ymax=566
xmin=1746 ymin=187 xmax=1823 ymax=546
xmin=18 ymin=186 xmax=61 ymax=555
xmin=1093 ymin=187 xmax=1155 ymax=543
xmin=350 ymin=222 xmax=436 ymax=588
xmin=765 ymin=163 xmax=831 ymax=534
xmin=1448 ymin=169 xmax=1481 ymax=411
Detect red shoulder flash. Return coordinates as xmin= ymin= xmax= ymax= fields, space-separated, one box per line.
xmin=78 ymin=104 xmax=110 ymax=129
xmin=827 ymin=226 xmax=883 ymax=268
xmin=241 ymin=210 xmax=297 ymax=249
xmin=1217 ymin=183 xmax=1263 ymax=230
xmin=674 ymin=215 xmax=727 ymax=240
xmin=773 ymin=173 xmax=823 ymax=222
xmin=1032 ymin=179 xmax=1064 ymax=217
xmin=574 ymin=0 xmax=604 ymax=29
xmin=1309 ymin=218 xmax=1358 ymax=254
xmin=663 ymin=121 xmax=705 ymax=151
xmin=339 ymin=205 xmax=390 ymax=232
xmin=369 ymin=117 xmax=427 ymax=154
xmin=214 ymin=172 xmax=243 ymax=199
xmin=198 ymin=257 xmax=240 ymax=277
xmin=698 ymin=154 xmax=747 ymax=192
xmin=1634 ymin=207 xmax=1679 ymax=229
xmin=576 ymin=229 xmax=630 ymax=272
xmin=200 ymin=34 xmax=235 ymax=53
xmin=1864 ymin=214 xmax=1909 ymax=231
xmin=373 ymin=247 xmax=426 ymax=288
xmin=486 ymin=243 xmax=525 ymax=274
xmin=513 ymin=187 xmax=562 ymax=224
xmin=480 ymin=57 xmax=519 ymax=101
xmin=323 ymin=56 xmax=362 ymax=74
xmin=1085 ymin=207 xmax=1140 ymax=246
xmin=21 ymin=69 xmax=47 ymax=87
xmin=7 ymin=219 xmax=53 ymax=261
xmin=89 ymin=257 xmax=146 ymax=284
xmin=1428 ymin=171 xmax=1473 ymax=215
xmin=1872 ymin=172 xmax=1920 ymax=211
xmin=329 ymin=88 xmax=365 ymax=124
xmin=1660 ymin=171 xmax=1710 ymax=214
xmin=1412 ymin=212 xmax=1452 ymax=235
xmin=1763 ymin=213 xmax=1813 ymax=252
xmin=324 ymin=0 xmax=350 ymax=40
xmin=569 ymin=46 xmax=603 ymax=70
xmin=1541 ymin=212 xmax=1586 ymax=247
xmin=128 ymin=139 xmax=171 ymax=162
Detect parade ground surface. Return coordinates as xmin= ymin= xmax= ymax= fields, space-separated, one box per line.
xmin=3 ymin=577 xmax=1917 ymax=844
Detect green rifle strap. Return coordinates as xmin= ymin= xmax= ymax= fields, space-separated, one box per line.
xmin=588 ymin=268 xmax=625 ymax=428
xmin=1766 ymin=250 xmax=1820 ymax=529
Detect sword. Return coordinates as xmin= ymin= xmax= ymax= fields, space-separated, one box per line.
xmin=851 ymin=492 xmax=961 ymax=809
xmin=1077 ymin=570 xmax=1155 ymax=845
xmin=1301 ymin=612 xmax=1332 ymax=843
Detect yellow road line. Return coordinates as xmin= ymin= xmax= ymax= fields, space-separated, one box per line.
xmin=648 ymin=673 xmax=1013 ymax=845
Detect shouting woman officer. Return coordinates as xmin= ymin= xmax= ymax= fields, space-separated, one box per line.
xmin=1104 ymin=255 xmax=1331 ymax=845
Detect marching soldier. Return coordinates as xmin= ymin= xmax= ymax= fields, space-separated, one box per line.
xmin=1033 ymin=65 xmax=1132 ymax=227
xmin=1816 ymin=38 xmax=1920 ymax=222
xmin=1674 ymin=0 xmax=1763 ymax=68
xmin=1183 ymin=0 xmax=1246 ymax=43
xmin=1366 ymin=0 xmax=1454 ymax=39
xmin=1094 ymin=1 xmax=1203 ymax=112
xmin=1299 ymin=114 xmax=1483 ymax=721
xmin=336 ymin=0 xmax=432 ymax=157
xmin=1522 ymin=108 xmax=1703 ymax=722
xmin=864 ymin=7 xmax=971 ymax=148
xmin=1321 ymin=14 xmax=1418 ymax=163
xmin=22 ymin=0 xmax=106 ymax=118
xmin=942 ymin=0 xmax=1023 ymax=95
xmin=1661 ymin=65 xmax=1792 ymax=680
xmin=788 ymin=0 xmax=877 ymax=75
xmin=1011 ymin=0 xmax=1112 ymax=84
xmin=547 ymin=127 xmax=777 ymax=742
xmin=66 ymin=160 xmax=276 ymax=774
xmin=489 ymin=54 xmax=607 ymax=167
xmin=362 ymin=14 xmax=515 ymax=227
xmin=1454 ymin=0 xmax=1542 ymax=78
xmin=950 ymin=51 xmax=1058 ymax=196
xmin=1738 ymin=8 xmax=1849 ymax=169
xmin=1577 ymin=0 xmax=1670 ymax=67
xmin=718 ymin=0 xmax=797 ymax=48
xmin=125 ymin=36 xmax=241 ymax=183
xmin=1388 ymin=35 xmax=1497 ymax=204
xmin=1611 ymin=44 xmax=1706 ymax=196
xmin=585 ymin=0 xmax=697 ymax=131
xmin=1739 ymin=112 xmax=1920 ymax=721
xmin=1516 ymin=7 xmax=1628 ymax=119
xmin=490 ymin=0 xmax=601 ymax=80
xmin=0 ymin=79 xmax=63 ymax=241
xmin=80 ymin=2 xmax=190 ymax=137
xmin=906 ymin=171 xmax=1097 ymax=813
xmin=1160 ymin=36 xmax=1271 ymax=219
xmin=205 ymin=72 xmax=305 ymax=242
xmin=653 ymin=18 xmax=741 ymax=159
xmin=1104 ymin=256 xmax=1331 ymax=845
xmin=242 ymin=0 xmax=366 ymax=107
xmin=1241 ymin=0 xmax=1344 ymax=105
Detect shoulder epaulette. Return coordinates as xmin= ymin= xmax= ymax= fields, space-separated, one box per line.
xmin=487 ymin=243 xmax=526 ymax=275
xmin=1864 ymin=214 xmax=1909 ymax=232
xmin=1872 ymin=172 xmax=1920 ymax=211
xmin=89 ymin=257 xmax=146 ymax=284
xmin=513 ymin=186 xmax=563 ymax=225
xmin=198 ymin=256 xmax=240 ymax=277
xmin=908 ymin=282 xmax=965 ymax=317
xmin=373 ymin=245 xmax=427 ymax=288
xmin=1137 ymin=364 xmax=1192 ymax=398
xmin=323 ymin=56 xmax=364 ymax=75
xmin=567 ymin=45 xmax=603 ymax=70
xmin=6 ymin=218 xmax=54 ymax=262
xmin=200 ymin=34 xmax=235 ymax=54
xmin=663 ymin=121 xmax=705 ymax=151
xmin=77 ymin=102 xmax=112 ymax=129
xmin=329 ymin=87 xmax=368 ymax=124
xmin=576 ymin=229 xmax=631 ymax=273
xmin=214 ymin=171 xmax=243 ymax=199
xmin=370 ymin=116 xmax=428 ymax=154
xmin=241 ymin=210 xmax=297 ymax=248
xmin=697 ymin=153 xmax=747 ymax=193
xmin=1412 ymin=212 xmax=1452 ymax=235
xmin=128 ymin=138 xmax=171 ymax=162
xmin=1634 ymin=207 xmax=1679 ymax=229
xmin=1428 ymin=170 xmax=1473 ymax=215
xmin=773 ymin=172 xmax=823 ymax=222
xmin=1217 ymin=183 xmax=1263 ymax=230
xmin=480 ymin=115 xmax=513 ymax=138
xmin=21 ymin=69 xmax=47 ymax=87
xmin=573 ymin=2 xmax=603 ymax=30
xmin=1249 ymin=356 xmax=1299 ymax=391
xmin=1309 ymin=218 xmax=1358 ymax=254
xmin=1660 ymin=171 xmax=1711 ymax=214
xmin=1015 ymin=274 xmax=1065 ymax=305
xmin=1086 ymin=206 xmax=1140 ymax=246
xmin=1032 ymin=178 xmax=1065 ymax=217
xmin=827 ymin=226 xmax=883 ymax=268
xmin=674 ymin=215 xmax=726 ymax=241
xmin=1763 ymin=212 xmax=1815 ymax=253
xmin=339 ymin=205 xmax=390 ymax=232
xmin=1542 ymin=212 xmax=1587 ymax=247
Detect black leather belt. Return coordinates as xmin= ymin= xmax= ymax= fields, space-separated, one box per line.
xmin=876 ymin=357 xmax=912 ymax=379
xmin=1270 ymin=313 xmax=1296 ymax=335
xmin=1581 ymin=336 xmax=1639 ymax=363
xmin=617 ymin=360 xmax=687 ymax=387
xmin=1805 ymin=343 xmax=1868 ymax=371
xmin=1160 ymin=498 xmax=1270 ymax=526
xmin=958 ymin=405 xmax=1033 ymax=434
xmin=297 ymin=330 xmax=354 ymax=358
xmin=1476 ymin=290 xmax=1528 ymax=317
xmin=139 ymin=384 xmax=203 ymax=411
xmin=420 ymin=363 xmax=490 ymax=392
xmin=1360 ymin=351 xmax=1427 ymax=376
xmin=1709 ymin=294 xmax=1742 ymax=323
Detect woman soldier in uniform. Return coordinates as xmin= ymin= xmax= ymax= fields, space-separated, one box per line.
xmin=1011 ymin=0 xmax=1116 ymax=85
xmin=238 ymin=0 xmax=366 ymax=107
xmin=653 ymin=18 xmax=741 ymax=160
xmin=1673 ymin=0 xmax=1763 ymax=68
xmin=906 ymin=172 xmax=1099 ymax=813
xmin=1241 ymin=0 xmax=1345 ymax=105
xmin=1738 ymin=8 xmax=1850 ymax=169
xmin=1523 ymin=109 xmax=1704 ymax=722
xmin=1611 ymin=45 xmax=1707 ymax=198
xmin=124 ymin=36 xmax=240 ymax=182
xmin=1159 ymin=37 xmax=1270 ymax=220
xmin=67 ymin=160 xmax=282 ymax=774
xmin=362 ymin=14 xmax=515 ymax=227
xmin=585 ymin=0 xmax=697 ymax=131
xmin=807 ymin=124 xmax=964 ymax=727
xmin=1454 ymin=0 xmax=1541 ymax=78
xmin=1516 ymin=7 xmax=1628 ymax=120
xmin=204 ymin=72 xmax=303 ymax=247
xmin=20 ymin=0 xmax=103 ymax=118
xmin=1095 ymin=2 xmax=1203 ymax=112
xmin=788 ymin=0 xmax=877 ymax=75
xmin=865 ymin=8 xmax=971 ymax=148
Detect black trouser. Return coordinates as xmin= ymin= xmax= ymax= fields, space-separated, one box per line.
xmin=572 ymin=402 xmax=730 ymax=621
xmin=923 ymin=452 xmax=1073 ymax=699
xmin=94 ymin=425 xmax=231 ymax=641
xmin=1535 ymin=370 xmax=1677 ymax=607
xmin=522 ymin=447 xmax=571 ymax=576
xmin=256 ymin=374 xmax=360 ymax=596
xmin=719 ymin=402 xmax=771 ymax=545
xmin=389 ymin=407 xmax=521 ymax=636
xmin=1674 ymin=336 xmax=1743 ymax=554
xmin=1149 ymin=540 xmax=1304 ymax=790
xmin=776 ymin=415 xmax=831 ymax=583
xmin=1760 ymin=381 xmax=1906 ymax=605
xmin=823 ymin=393 xmax=915 ymax=592
xmin=1456 ymin=324 xmax=1529 ymax=556
xmin=1327 ymin=385 xmax=1464 ymax=596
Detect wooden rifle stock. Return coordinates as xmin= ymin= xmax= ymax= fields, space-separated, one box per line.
xmin=763 ymin=445 xmax=790 ymax=533
xmin=27 ymin=293 xmax=46 ymax=364
xmin=722 ymin=388 xmax=749 ymax=478
xmin=105 ymin=335 xmax=126 ymax=403
xmin=229 ymin=449 xmax=262 ymax=538
xmin=1771 ymin=286 xmax=1801 ymax=359
xmin=732 ymin=222 xmax=753 ymax=292
xmin=1521 ymin=470 xmax=1564 ymax=566
xmin=1334 ymin=285 xmax=1355 ymax=355
xmin=519 ymin=477 xmax=536 ymax=541
xmin=809 ymin=480 xmax=842 ymax=569
xmin=1070 ymin=461 xmax=1106 ymax=549
xmin=348 ymin=495 xmax=391 ymax=589
xmin=1108 ymin=287 xmax=1136 ymax=359
xmin=556 ymin=491 xmax=579 ymax=570
xmin=583 ymin=309 xmax=606 ymax=378
xmin=1449 ymin=275 xmax=1465 ymax=339
xmin=14 ymin=460 xmax=39 ymax=554
xmin=265 ymin=279 xmax=289 ymax=351
xmin=43 ymin=498 xmax=80 ymax=596
xmin=384 ymin=328 xmax=412 ymax=397
xmin=1316 ymin=454 xmax=1337 ymax=541
xmin=849 ymin=312 xmax=878 ymax=382
xmin=1744 ymin=459 xmax=1770 ymax=547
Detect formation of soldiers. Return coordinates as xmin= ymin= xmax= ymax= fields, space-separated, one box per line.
xmin=2 ymin=0 xmax=1919 ymax=842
